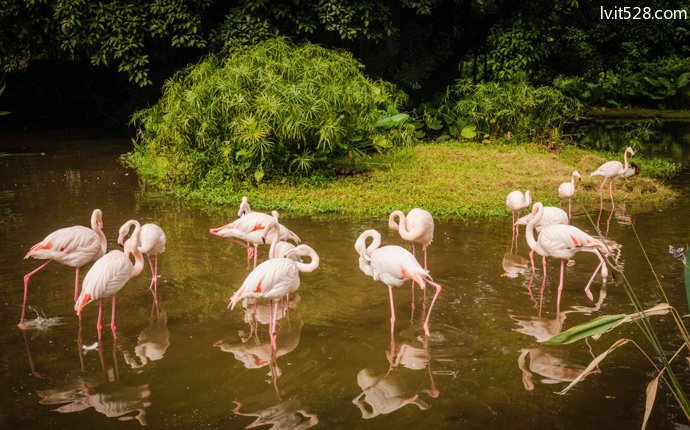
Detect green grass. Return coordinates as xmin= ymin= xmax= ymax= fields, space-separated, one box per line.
xmin=161 ymin=141 xmax=678 ymax=218
xmin=587 ymin=108 xmax=690 ymax=120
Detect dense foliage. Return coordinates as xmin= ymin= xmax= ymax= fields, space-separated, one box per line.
xmin=421 ymin=78 xmax=582 ymax=142
xmin=125 ymin=38 xmax=412 ymax=187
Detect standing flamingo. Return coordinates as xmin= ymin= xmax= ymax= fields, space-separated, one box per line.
xmin=506 ymin=190 xmax=532 ymax=247
xmin=389 ymin=208 xmax=434 ymax=315
xmin=210 ymin=212 xmax=279 ymax=268
xmin=590 ymin=146 xmax=635 ymax=210
xmin=117 ymin=221 xmax=166 ymax=294
xmin=355 ymin=229 xmax=442 ymax=339
xmin=558 ymin=171 xmax=581 ymax=220
xmin=516 ymin=206 xmax=569 ymax=273
xmin=523 ymin=203 xmax=609 ymax=316
xmin=21 ymin=209 xmax=107 ymax=327
xmin=75 ymin=220 xmax=144 ymax=340
xmin=228 ymin=244 xmax=319 ymax=350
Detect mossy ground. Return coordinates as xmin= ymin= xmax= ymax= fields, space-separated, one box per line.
xmin=166 ymin=141 xmax=678 ymax=218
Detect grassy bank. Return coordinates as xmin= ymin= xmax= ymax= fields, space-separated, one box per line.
xmin=587 ymin=108 xmax=690 ymax=120
xmin=159 ymin=141 xmax=678 ymax=218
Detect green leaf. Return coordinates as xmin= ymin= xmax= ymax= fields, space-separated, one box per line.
xmin=375 ymin=113 xmax=409 ymax=129
xmin=461 ymin=125 xmax=477 ymax=139
xmin=542 ymin=314 xmax=627 ymax=345
xmin=677 ymin=72 xmax=690 ymax=89
xmin=254 ymin=168 xmax=264 ymax=183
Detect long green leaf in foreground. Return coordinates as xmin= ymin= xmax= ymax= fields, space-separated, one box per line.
xmin=543 ymin=314 xmax=626 ymax=345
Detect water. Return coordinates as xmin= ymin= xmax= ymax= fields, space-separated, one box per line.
xmin=1 ymin=129 xmax=690 ymax=429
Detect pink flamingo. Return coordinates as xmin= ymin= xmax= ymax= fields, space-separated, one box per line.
xmin=558 ymin=171 xmax=581 ymax=220
xmin=228 ymin=244 xmax=319 ymax=350
xmin=590 ymin=146 xmax=635 ymax=210
xmin=238 ymin=196 xmax=251 ymax=217
xmin=516 ymin=205 xmax=568 ymax=273
xmin=75 ymin=220 xmax=144 ymax=340
xmin=236 ymin=197 xmax=300 ymax=244
xmin=355 ymin=229 xmax=442 ymax=339
xmin=210 ymin=212 xmax=278 ymax=268
xmin=389 ymin=208 xmax=434 ymax=314
xmin=523 ymin=203 xmax=609 ymax=316
xmin=506 ymin=190 xmax=532 ymax=248
xmin=118 ymin=221 xmax=166 ymax=294
xmin=21 ymin=209 xmax=107 ymax=327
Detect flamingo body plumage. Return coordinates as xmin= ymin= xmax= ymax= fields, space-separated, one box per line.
xmin=20 ymin=209 xmax=107 ymax=326
xmin=590 ymin=147 xmax=635 ymax=209
xmin=118 ymin=222 xmax=166 ymax=292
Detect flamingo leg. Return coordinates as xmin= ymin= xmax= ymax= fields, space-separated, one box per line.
xmin=529 ymin=250 xmax=535 ymax=274
xmin=253 ymin=244 xmax=259 ymax=269
xmin=20 ymin=260 xmax=53 ymax=326
xmin=77 ymin=317 xmax=85 ymax=372
xmin=97 ymin=299 xmax=104 ymax=340
xmin=74 ymin=267 xmax=80 ymax=304
xmin=388 ymin=285 xmax=396 ymax=354
xmin=539 ymin=256 xmax=547 ymax=317
xmin=410 ymin=243 xmax=416 ymax=322
xmin=154 ymin=255 xmax=159 ymax=295
xmin=568 ymin=199 xmax=572 ymax=221
xmin=584 ymin=261 xmax=603 ymax=302
xmin=147 ymin=255 xmax=155 ymax=292
xmin=423 ymin=244 xmax=428 ymax=314
xmin=609 ymin=177 xmax=615 ymax=210
xmin=111 ymin=295 xmax=117 ymax=340
xmin=515 ymin=211 xmax=521 ymax=242
xmin=556 ymin=260 xmax=565 ymax=318
xmin=598 ymin=177 xmax=607 ymax=211
xmin=423 ymin=280 xmax=442 ymax=337
xmin=272 ymin=299 xmax=279 ymax=350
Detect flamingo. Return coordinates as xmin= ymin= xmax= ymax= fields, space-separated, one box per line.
xmin=590 ymin=146 xmax=635 ymax=210
xmin=355 ymin=229 xmax=442 ymax=338
xmin=75 ymin=220 xmax=144 ymax=340
xmin=118 ymin=221 xmax=166 ymax=294
xmin=389 ymin=208 xmax=434 ymax=315
xmin=621 ymin=162 xmax=640 ymax=181
xmin=558 ymin=171 xmax=581 ymax=220
xmin=228 ymin=244 xmax=319 ymax=350
xmin=523 ymin=203 xmax=609 ymax=316
xmin=21 ymin=209 xmax=107 ymax=327
xmin=516 ymin=206 xmax=569 ymax=273
xmin=209 ymin=212 xmax=278 ymax=268
xmin=506 ymin=190 xmax=532 ymax=246
xmin=268 ymin=210 xmax=301 ymax=244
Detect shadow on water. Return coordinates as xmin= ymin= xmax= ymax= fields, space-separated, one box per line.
xmin=2 ymin=125 xmax=690 ymax=428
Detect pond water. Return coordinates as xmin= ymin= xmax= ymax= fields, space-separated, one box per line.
xmin=1 ymin=125 xmax=690 ymax=429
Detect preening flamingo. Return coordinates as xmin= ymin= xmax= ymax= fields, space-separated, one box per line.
xmin=21 ymin=209 xmax=107 ymax=327
xmin=238 ymin=196 xmax=251 ymax=217
xmin=355 ymin=229 xmax=442 ymax=338
xmin=209 ymin=212 xmax=279 ymax=268
xmin=228 ymin=244 xmax=319 ymax=350
xmin=268 ymin=210 xmax=301 ymax=244
xmin=621 ymin=162 xmax=640 ymax=181
xmin=590 ymin=146 xmax=635 ymax=210
xmin=523 ymin=203 xmax=609 ymax=316
xmin=75 ymin=220 xmax=144 ymax=340
xmin=506 ymin=190 xmax=532 ymax=246
xmin=558 ymin=171 xmax=581 ymax=219
xmin=118 ymin=221 xmax=166 ymax=294
xmin=389 ymin=208 xmax=434 ymax=313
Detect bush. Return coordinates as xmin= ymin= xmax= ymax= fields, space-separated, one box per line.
xmin=420 ymin=77 xmax=582 ymax=143
xmin=555 ymin=57 xmax=690 ymax=109
xmin=124 ymin=38 xmax=414 ymax=188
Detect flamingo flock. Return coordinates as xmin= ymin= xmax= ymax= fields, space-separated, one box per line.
xmin=19 ymin=146 xmax=638 ymax=359
xmin=507 ymin=146 xmax=638 ymax=316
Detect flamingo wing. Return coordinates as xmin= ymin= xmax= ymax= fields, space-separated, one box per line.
xmin=590 ymin=160 xmax=623 ymax=178
xmin=229 ymin=259 xmax=298 ymax=307
xmin=76 ymin=250 xmax=132 ymax=308
xmin=140 ymin=224 xmax=166 ymax=255
xmin=26 ymin=226 xmax=102 ymax=265
xmin=538 ymin=225 xmax=602 ymax=259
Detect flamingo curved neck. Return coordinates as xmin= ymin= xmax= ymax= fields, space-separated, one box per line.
xmin=571 ymin=173 xmax=576 ymax=186
xmin=388 ymin=211 xmax=404 ymax=233
xmin=355 ymin=230 xmax=381 ymax=259
xmin=623 ymin=149 xmax=630 ymax=172
xmin=268 ymin=233 xmax=279 ymax=258
xmin=525 ymin=207 xmax=544 ymax=256
xmin=125 ymin=222 xmax=144 ymax=278
xmin=296 ymin=250 xmax=319 ymax=273
xmin=91 ymin=210 xmax=107 ymax=254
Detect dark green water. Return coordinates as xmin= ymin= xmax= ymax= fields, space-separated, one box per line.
xmin=1 ymin=128 xmax=690 ymax=429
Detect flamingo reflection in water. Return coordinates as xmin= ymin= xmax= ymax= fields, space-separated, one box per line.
xmin=353 ymin=326 xmax=440 ymax=419
xmin=123 ymin=297 xmax=170 ymax=369
xmin=37 ymin=324 xmax=151 ymax=425
xmin=214 ymin=298 xmax=303 ymax=369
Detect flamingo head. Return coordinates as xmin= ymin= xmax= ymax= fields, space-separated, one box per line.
xmin=117 ymin=220 xmax=134 ymax=247
xmin=573 ymin=171 xmax=581 ymax=181
xmin=529 ymin=202 xmax=544 ymax=225
xmin=626 ymin=146 xmax=635 ymax=157
xmin=237 ymin=196 xmax=251 ymax=218
xmin=91 ymin=209 xmax=104 ymax=231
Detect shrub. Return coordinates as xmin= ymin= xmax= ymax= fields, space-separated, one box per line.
xmin=124 ymin=38 xmax=413 ymax=188
xmin=421 ymin=77 xmax=582 ymax=143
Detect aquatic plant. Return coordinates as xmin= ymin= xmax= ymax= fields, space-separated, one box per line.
xmin=125 ymin=38 xmax=413 ymax=187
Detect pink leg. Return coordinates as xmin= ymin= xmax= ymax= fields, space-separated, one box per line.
xmin=97 ymin=299 xmax=104 ymax=340
xmin=609 ymin=178 xmax=615 ymax=210
xmin=410 ymin=243 xmax=416 ymax=322
xmin=598 ymin=178 xmax=607 ymax=211
xmin=584 ymin=261 xmax=603 ymax=302
xmin=556 ymin=260 xmax=565 ymax=317
xmin=253 ymin=245 xmax=258 ymax=269
xmin=539 ymin=256 xmax=547 ymax=317
xmin=568 ymin=199 xmax=572 ymax=221
xmin=111 ymin=295 xmax=117 ymax=340
xmin=529 ymin=250 xmax=535 ymax=274
xmin=515 ymin=211 xmax=520 ymax=242
xmin=271 ymin=299 xmax=278 ymax=350
xmin=147 ymin=255 xmax=155 ymax=292
xmin=74 ymin=267 xmax=80 ymax=303
xmin=388 ymin=286 xmax=396 ymax=354
xmin=422 ymin=244 xmax=428 ymax=314
xmin=20 ymin=260 xmax=53 ymax=326
xmin=423 ymin=280 xmax=442 ymax=337
xmin=154 ymin=255 xmax=159 ymax=294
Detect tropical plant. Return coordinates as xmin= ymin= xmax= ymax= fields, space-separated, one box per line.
xmin=421 ymin=77 xmax=581 ymax=143
xmin=124 ymin=38 xmax=412 ymax=188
